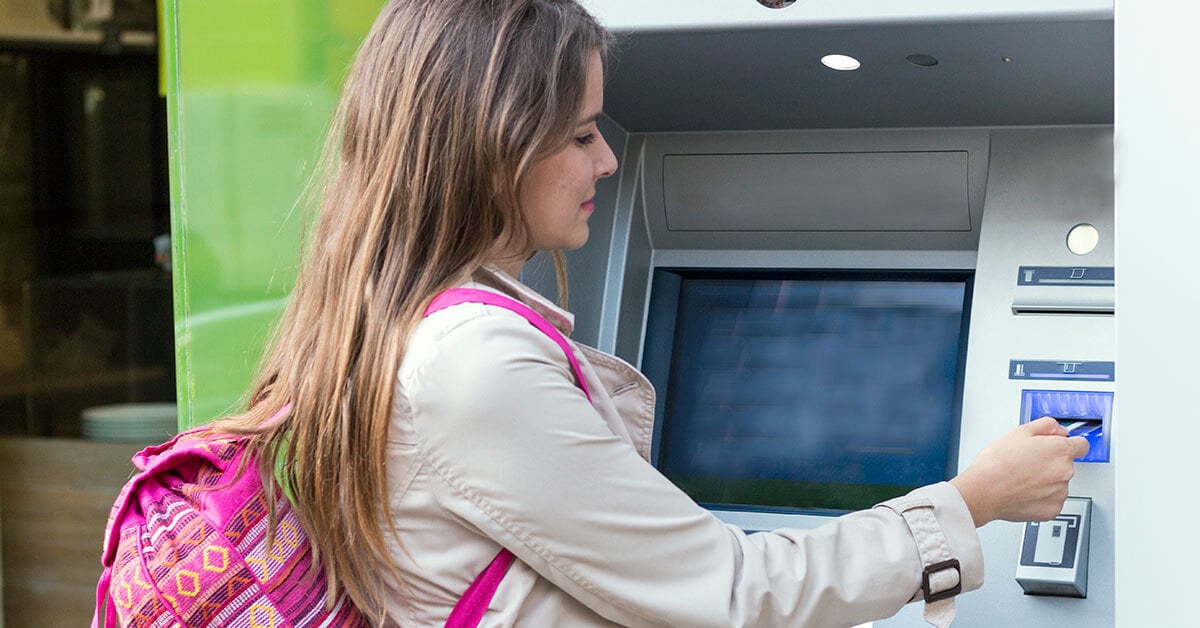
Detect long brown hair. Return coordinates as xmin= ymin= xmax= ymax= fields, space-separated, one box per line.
xmin=205 ymin=0 xmax=609 ymax=622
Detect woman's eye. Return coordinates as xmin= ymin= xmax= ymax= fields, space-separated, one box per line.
xmin=575 ymin=133 xmax=597 ymax=146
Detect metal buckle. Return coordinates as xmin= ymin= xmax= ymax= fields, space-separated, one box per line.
xmin=921 ymin=558 xmax=962 ymax=603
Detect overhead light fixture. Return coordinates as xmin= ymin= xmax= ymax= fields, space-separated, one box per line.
xmin=821 ymin=54 xmax=861 ymax=71
xmin=756 ymin=0 xmax=797 ymax=7
xmin=906 ymin=53 xmax=939 ymax=67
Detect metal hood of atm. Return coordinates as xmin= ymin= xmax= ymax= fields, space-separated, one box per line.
xmin=576 ymin=1 xmax=1114 ymax=255
xmin=593 ymin=1 xmax=1113 ymax=132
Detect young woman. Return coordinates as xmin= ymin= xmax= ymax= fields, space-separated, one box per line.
xmin=213 ymin=1 xmax=1089 ymax=626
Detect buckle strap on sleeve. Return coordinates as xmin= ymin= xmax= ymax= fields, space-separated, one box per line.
xmin=892 ymin=499 xmax=961 ymax=628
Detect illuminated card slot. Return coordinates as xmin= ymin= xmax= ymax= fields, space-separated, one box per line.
xmin=1057 ymin=419 xmax=1103 ymax=438
xmin=1021 ymin=390 xmax=1112 ymax=463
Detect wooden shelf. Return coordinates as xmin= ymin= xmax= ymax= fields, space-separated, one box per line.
xmin=0 ymin=366 xmax=166 ymax=400
xmin=0 ymin=27 xmax=155 ymax=54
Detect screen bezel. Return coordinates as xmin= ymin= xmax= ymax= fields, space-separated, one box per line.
xmin=642 ymin=267 xmax=975 ymax=518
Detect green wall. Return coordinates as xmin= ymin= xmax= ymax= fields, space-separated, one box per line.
xmin=165 ymin=1 xmax=384 ymax=426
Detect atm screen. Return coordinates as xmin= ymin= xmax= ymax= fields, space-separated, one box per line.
xmin=643 ymin=269 xmax=974 ymax=515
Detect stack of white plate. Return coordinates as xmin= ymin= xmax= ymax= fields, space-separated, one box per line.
xmin=82 ymin=403 xmax=178 ymax=443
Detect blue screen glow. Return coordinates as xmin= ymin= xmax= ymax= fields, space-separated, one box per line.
xmin=644 ymin=270 xmax=972 ymax=514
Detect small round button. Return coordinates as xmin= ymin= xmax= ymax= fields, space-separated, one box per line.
xmin=1066 ymin=223 xmax=1100 ymax=255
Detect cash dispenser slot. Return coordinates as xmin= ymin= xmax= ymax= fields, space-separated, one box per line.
xmin=1020 ymin=390 xmax=1112 ymax=462
xmin=1012 ymin=267 xmax=1114 ymax=316
xmin=1011 ymin=292 xmax=1114 ymax=316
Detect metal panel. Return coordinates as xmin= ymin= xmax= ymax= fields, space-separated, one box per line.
xmin=663 ymin=151 xmax=971 ymax=232
xmin=580 ymin=0 xmax=1112 ymax=31
xmin=639 ymin=128 xmax=990 ymax=251
xmin=604 ymin=19 xmax=1112 ymax=132
xmin=954 ymin=126 xmax=1113 ymax=627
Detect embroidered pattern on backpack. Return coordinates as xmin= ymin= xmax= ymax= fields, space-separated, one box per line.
xmin=94 ymin=433 xmax=365 ymax=628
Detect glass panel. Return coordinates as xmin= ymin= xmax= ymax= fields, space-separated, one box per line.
xmin=167 ymin=1 xmax=385 ymax=426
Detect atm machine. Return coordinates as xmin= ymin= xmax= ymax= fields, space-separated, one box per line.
xmin=530 ymin=2 xmax=1115 ymax=626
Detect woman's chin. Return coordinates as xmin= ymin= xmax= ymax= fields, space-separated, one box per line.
xmin=561 ymin=230 xmax=590 ymax=251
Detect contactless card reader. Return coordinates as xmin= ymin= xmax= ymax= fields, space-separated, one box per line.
xmin=1015 ymin=497 xmax=1092 ymax=597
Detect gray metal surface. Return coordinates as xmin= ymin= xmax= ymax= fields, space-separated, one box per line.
xmin=605 ymin=19 xmax=1113 ymax=132
xmin=640 ymin=128 xmax=992 ymax=251
xmin=952 ymin=126 xmax=1113 ymax=628
xmin=662 ymin=151 xmax=971 ymax=231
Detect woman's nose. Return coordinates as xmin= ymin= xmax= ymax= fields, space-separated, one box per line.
xmin=597 ymin=135 xmax=618 ymax=179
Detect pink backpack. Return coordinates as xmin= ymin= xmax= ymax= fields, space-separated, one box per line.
xmin=93 ymin=288 xmax=589 ymax=627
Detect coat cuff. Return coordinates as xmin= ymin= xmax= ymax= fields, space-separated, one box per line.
xmin=876 ymin=481 xmax=986 ymax=600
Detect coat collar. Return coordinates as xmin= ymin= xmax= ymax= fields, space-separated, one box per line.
xmin=474 ymin=264 xmax=576 ymax=337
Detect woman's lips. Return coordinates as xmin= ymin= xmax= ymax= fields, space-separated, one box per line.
xmin=581 ymin=199 xmax=595 ymax=212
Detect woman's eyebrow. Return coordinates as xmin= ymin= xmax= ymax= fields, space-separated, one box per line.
xmin=577 ymin=111 xmax=604 ymax=126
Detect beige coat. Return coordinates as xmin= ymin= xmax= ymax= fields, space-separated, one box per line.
xmin=383 ymin=266 xmax=983 ymax=627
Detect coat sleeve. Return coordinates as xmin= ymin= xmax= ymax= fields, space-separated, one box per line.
xmin=404 ymin=308 xmax=983 ymax=628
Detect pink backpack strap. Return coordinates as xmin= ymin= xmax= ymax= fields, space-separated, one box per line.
xmin=446 ymin=550 xmax=517 ymax=627
xmin=91 ymin=567 xmax=116 ymax=628
xmin=426 ymin=287 xmax=590 ymax=626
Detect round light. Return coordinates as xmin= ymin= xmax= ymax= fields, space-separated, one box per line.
xmin=906 ymin=53 xmax=939 ymax=67
xmin=821 ymin=54 xmax=861 ymax=71
xmin=1066 ymin=223 xmax=1100 ymax=255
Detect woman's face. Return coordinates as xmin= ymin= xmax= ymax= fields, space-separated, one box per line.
xmin=518 ymin=52 xmax=618 ymax=255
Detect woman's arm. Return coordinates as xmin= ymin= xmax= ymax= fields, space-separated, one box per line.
xmin=405 ymin=307 xmax=986 ymax=627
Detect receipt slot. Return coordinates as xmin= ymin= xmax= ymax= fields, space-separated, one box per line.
xmin=1020 ymin=390 xmax=1112 ymax=462
xmin=1016 ymin=497 xmax=1092 ymax=597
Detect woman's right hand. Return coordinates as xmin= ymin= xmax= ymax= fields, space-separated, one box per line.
xmin=950 ymin=416 xmax=1091 ymax=527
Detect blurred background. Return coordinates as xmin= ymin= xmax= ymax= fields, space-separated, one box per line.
xmin=0 ymin=0 xmax=381 ymax=623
